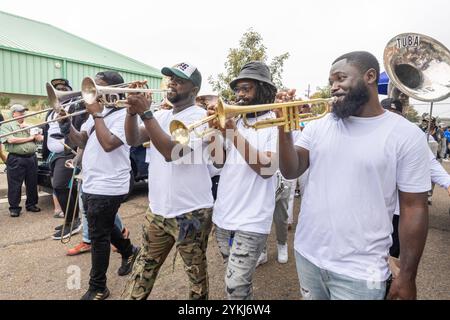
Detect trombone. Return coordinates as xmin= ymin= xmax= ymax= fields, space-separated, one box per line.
xmin=0 ymin=79 xmax=167 ymax=139
xmin=46 ymin=83 xmax=83 ymax=112
xmin=0 ymin=107 xmax=86 ymax=139
xmin=81 ymin=77 xmax=170 ymax=106
xmin=0 ymin=84 xmax=82 ymax=126
xmin=60 ymin=159 xmax=82 ymax=244
xmin=0 ymin=107 xmax=52 ymax=126
xmin=170 ymin=96 xmax=334 ymax=145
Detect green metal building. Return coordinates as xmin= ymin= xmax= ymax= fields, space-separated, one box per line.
xmin=0 ymin=10 xmax=162 ymax=105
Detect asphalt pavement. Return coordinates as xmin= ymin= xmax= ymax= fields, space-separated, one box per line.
xmin=0 ymin=163 xmax=449 ymax=300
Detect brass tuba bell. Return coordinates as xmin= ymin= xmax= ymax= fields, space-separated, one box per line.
xmin=383 ymin=33 xmax=450 ymax=102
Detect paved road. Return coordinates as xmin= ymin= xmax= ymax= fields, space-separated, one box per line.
xmin=0 ymin=163 xmax=449 ymax=300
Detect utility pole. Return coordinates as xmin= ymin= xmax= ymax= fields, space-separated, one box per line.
xmin=305 ymin=84 xmax=311 ymax=98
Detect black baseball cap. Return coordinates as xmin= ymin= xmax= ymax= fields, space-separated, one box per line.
xmin=381 ymin=98 xmax=403 ymax=113
xmin=95 ymin=71 xmax=124 ymax=86
xmin=51 ymin=78 xmax=73 ymax=91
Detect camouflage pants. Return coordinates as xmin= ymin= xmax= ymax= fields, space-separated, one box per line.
xmin=121 ymin=207 xmax=213 ymax=300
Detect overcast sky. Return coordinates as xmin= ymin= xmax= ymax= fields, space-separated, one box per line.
xmin=1 ymin=0 xmax=450 ymax=116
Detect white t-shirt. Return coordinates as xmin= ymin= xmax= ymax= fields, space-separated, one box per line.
xmin=393 ymin=149 xmax=450 ymax=215
xmin=146 ymin=106 xmax=214 ymax=218
xmin=46 ymin=111 xmax=65 ymax=154
xmin=81 ymin=108 xmax=131 ymax=196
xmin=293 ymin=111 xmax=430 ymax=281
xmin=213 ymin=112 xmax=278 ymax=234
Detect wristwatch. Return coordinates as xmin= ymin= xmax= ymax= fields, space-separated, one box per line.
xmin=140 ymin=110 xmax=154 ymax=121
xmin=93 ymin=112 xmax=104 ymax=119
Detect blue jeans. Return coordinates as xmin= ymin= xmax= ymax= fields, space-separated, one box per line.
xmin=79 ymin=189 xmax=124 ymax=244
xmin=295 ymin=251 xmax=386 ymax=300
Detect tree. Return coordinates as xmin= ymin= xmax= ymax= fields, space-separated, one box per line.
xmin=27 ymin=98 xmax=48 ymax=111
xmin=310 ymin=85 xmax=331 ymax=99
xmin=404 ymin=104 xmax=420 ymax=123
xmin=0 ymin=96 xmax=11 ymax=109
xmin=308 ymin=85 xmax=331 ymax=115
xmin=208 ymin=29 xmax=290 ymax=101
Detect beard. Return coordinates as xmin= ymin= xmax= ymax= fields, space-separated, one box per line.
xmin=332 ymin=80 xmax=370 ymax=119
xmin=167 ymin=90 xmax=191 ymax=104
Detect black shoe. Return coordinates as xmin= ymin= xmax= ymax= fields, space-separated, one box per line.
xmin=80 ymin=287 xmax=110 ymax=300
xmin=52 ymin=221 xmax=82 ymax=240
xmin=26 ymin=206 xmax=41 ymax=212
xmin=10 ymin=210 xmax=21 ymax=217
xmin=118 ymin=246 xmax=140 ymax=276
xmin=54 ymin=218 xmax=80 ymax=231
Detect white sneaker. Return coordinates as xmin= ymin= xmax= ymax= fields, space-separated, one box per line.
xmin=256 ymin=251 xmax=268 ymax=268
xmin=277 ymin=243 xmax=288 ymax=264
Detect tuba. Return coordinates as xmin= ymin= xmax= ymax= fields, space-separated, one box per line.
xmin=383 ymin=33 xmax=450 ymax=102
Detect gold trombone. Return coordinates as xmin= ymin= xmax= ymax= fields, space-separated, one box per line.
xmin=170 ymin=96 xmax=334 ymax=145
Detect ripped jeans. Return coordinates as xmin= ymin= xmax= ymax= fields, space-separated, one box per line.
xmin=215 ymin=226 xmax=268 ymax=300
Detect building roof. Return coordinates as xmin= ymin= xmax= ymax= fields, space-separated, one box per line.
xmin=0 ymin=10 xmax=161 ymax=78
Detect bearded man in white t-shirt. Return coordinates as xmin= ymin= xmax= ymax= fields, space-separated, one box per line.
xmin=278 ymin=51 xmax=430 ymax=300
xmin=62 ymin=71 xmax=140 ymax=300
xmin=206 ymin=61 xmax=278 ymax=300
xmin=121 ymin=62 xmax=214 ymax=300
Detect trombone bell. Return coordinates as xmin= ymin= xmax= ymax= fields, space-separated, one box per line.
xmin=46 ymin=83 xmax=82 ymax=113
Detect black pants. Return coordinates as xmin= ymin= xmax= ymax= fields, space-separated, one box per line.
xmin=83 ymin=193 xmax=133 ymax=291
xmin=6 ymin=153 xmax=38 ymax=212
xmin=52 ymin=157 xmax=79 ymax=222
xmin=389 ymin=214 xmax=400 ymax=258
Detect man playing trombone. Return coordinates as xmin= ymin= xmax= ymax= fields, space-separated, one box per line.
xmin=60 ymin=71 xmax=139 ymax=300
xmin=44 ymin=78 xmax=84 ymax=240
xmin=122 ymin=62 xmax=214 ymax=300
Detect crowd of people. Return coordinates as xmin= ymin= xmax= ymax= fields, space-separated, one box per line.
xmin=0 ymin=50 xmax=449 ymax=300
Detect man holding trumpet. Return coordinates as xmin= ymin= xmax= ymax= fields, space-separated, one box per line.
xmin=206 ymin=61 xmax=278 ymax=300
xmin=122 ymin=62 xmax=214 ymax=300
xmin=277 ymin=51 xmax=430 ymax=300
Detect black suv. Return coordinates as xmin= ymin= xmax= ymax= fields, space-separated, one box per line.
xmin=37 ymin=143 xmax=148 ymax=198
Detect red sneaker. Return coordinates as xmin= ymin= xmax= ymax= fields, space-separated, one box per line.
xmin=67 ymin=242 xmax=91 ymax=256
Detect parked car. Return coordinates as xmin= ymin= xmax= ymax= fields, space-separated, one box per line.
xmin=37 ymin=143 xmax=148 ymax=198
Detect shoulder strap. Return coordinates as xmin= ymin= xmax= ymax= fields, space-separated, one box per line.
xmin=88 ymin=107 xmax=122 ymax=136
